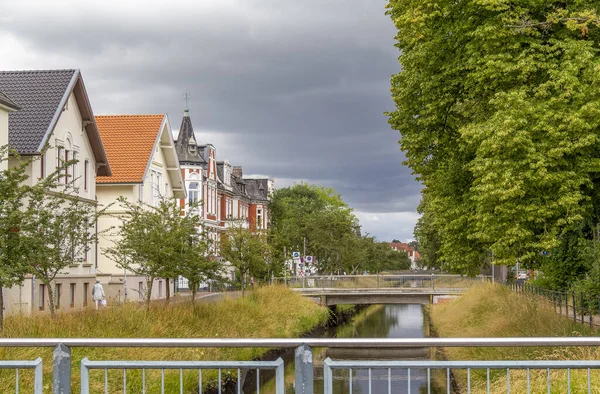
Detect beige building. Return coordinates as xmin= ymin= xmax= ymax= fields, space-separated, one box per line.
xmin=95 ymin=114 xmax=185 ymax=303
xmin=0 ymin=69 xmax=111 ymax=314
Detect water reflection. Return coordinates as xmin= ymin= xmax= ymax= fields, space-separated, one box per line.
xmin=242 ymin=304 xmax=444 ymax=394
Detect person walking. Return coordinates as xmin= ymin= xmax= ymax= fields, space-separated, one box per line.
xmin=92 ymin=280 xmax=105 ymax=310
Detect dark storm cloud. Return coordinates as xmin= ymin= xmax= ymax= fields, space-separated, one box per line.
xmin=0 ymin=0 xmax=420 ymax=241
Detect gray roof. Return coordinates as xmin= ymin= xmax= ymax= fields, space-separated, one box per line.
xmin=231 ymin=174 xmax=250 ymax=201
xmin=0 ymin=69 xmax=76 ymax=154
xmin=174 ymin=110 xmax=206 ymax=165
xmin=0 ymin=69 xmax=111 ymax=175
xmin=0 ymin=91 xmax=20 ymax=111
xmin=244 ymin=178 xmax=269 ymax=202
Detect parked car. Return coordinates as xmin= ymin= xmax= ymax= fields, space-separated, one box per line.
xmin=517 ymin=272 xmax=528 ymax=280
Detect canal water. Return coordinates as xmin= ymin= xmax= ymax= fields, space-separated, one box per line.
xmin=242 ymin=304 xmax=444 ymax=393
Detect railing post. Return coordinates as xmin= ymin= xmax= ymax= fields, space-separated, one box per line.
xmin=294 ymin=344 xmax=314 ymax=394
xmin=53 ymin=343 xmax=71 ymax=394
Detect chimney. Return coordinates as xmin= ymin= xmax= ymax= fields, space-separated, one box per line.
xmin=233 ymin=166 xmax=243 ymax=178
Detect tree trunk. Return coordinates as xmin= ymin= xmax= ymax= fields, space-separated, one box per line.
xmin=145 ymin=277 xmax=154 ymax=311
xmin=46 ymin=282 xmax=56 ymax=317
xmin=0 ymin=287 xmax=4 ymax=332
xmin=242 ymin=271 xmax=246 ymax=296
xmin=166 ymin=278 xmax=171 ymax=302
xmin=191 ymin=287 xmax=197 ymax=305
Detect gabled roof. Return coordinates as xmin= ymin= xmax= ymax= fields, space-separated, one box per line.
xmin=244 ymin=178 xmax=269 ymax=202
xmin=174 ymin=109 xmax=206 ymax=165
xmin=95 ymin=114 xmax=185 ymax=197
xmin=0 ymin=91 xmax=20 ymax=111
xmin=0 ymin=69 xmax=111 ymax=175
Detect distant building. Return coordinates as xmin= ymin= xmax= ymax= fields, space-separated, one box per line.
xmin=389 ymin=242 xmax=420 ymax=270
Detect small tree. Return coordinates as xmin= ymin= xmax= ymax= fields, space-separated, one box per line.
xmin=0 ymin=147 xmax=39 ymax=329
xmin=220 ymin=225 xmax=267 ymax=296
xmin=177 ymin=228 xmax=220 ymax=304
xmin=24 ymin=179 xmax=99 ymax=317
xmin=103 ymin=197 xmax=209 ymax=308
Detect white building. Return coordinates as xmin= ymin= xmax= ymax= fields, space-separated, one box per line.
xmin=95 ymin=114 xmax=185 ymax=302
xmin=0 ymin=69 xmax=111 ymax=313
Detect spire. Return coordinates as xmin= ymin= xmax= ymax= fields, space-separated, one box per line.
xmin=183 ymin=91 xmax=190 ymax=116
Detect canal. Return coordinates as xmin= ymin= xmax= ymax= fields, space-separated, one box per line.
xmin=243 ymin=303 xmax=444 ymax=393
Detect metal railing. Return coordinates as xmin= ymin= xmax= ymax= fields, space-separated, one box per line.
xmin=80 ymin=358 xmax=284 ymax=394
xmin=274 ymin=274 xmax=491 ymax=290
xmin=509 ymin=282 xmax=600 ymax=327
xmin=323 ymin=358 xmax=600 ymax=394
xmin=0 ymin=358 xmax=43 ymax=394
xmin=4 ymin=337 xmax=600 ymax=393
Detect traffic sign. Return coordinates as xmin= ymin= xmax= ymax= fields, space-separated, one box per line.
xmin=305 ymin=256 xmax=313 ymax=263
xmin=292 ymin=251 xmax=300 ymax=258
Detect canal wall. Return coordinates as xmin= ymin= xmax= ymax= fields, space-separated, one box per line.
xmin=429 ymin=283 xmax=600 ymax=393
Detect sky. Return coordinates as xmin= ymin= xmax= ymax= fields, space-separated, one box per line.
xmin=0 ymin=0 xmax=421 ymax=242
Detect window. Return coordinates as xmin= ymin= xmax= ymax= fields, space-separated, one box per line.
xmin=64 ymin=150 xmax=69 ymax=183
xmin=150 ymin=170 xmax=162 ymax=206
xmin=158 ymin=281 xmax=163 ymax=298
xmin=72 ymin=151 xmax=78 ymax=185
xmin=55 ymin=283 xmax=62 ymax=309
xmin=138 ymin=282 xmax=144 ymax=300
xmin=39 ymin=284 xmax=45 ymax=311
xmin=70 ymin=283 xmax=76 ymax=308
xmin=40 ymin=154 xmax=45 ymax=179
xmin=84 ymin=160 xmax=89 ymax=191
xmin=56 ymin=147 xmax=63 ymax=170
xmin=83 ymin=283 xmax=89 ymax=307
xmin=138 ymin=184 xmax=143 ymax=202
xmin=188 ymin=182 xmax=199 ymax=206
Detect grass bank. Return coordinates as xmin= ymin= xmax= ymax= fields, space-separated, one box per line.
xmin=0 ymin=285 xmax=329 ymax=393
xmin=431 ymin=283 xmax=600 ymax=393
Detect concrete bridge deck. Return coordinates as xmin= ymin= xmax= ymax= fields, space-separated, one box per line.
xmin=293 ymin=287 xmax=467 ymax=306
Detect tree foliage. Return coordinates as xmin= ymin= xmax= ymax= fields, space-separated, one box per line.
xmin=220 ymin=224 xmax=267 ymax=295
xmin=387 ymin=0 xmax=600 ymax=275
xmin=103 ymin=198 xmax=212 ymax=307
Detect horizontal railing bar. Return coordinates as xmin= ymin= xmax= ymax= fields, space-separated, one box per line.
xmin=0 ymin=358 xmax=42 ymax=368
xmin=324 ymin=359 xmax=600 ymax=369
xmin=275 ymin=274 xmax=491 ymax=279
xmin=81 ymin=358 xmax=283 ymax=369
xmin=3 ymin=338 xmax=600 ymax=348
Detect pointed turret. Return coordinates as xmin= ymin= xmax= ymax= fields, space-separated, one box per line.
xmin=175 ymin=109 xmax=205 ymax=165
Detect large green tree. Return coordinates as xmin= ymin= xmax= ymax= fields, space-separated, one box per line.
xmin=387 ymin=0 xmax=600 ymax=275
xmin=269 ymin=183 xmax=361 ymax=274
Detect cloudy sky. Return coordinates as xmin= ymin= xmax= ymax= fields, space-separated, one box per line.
xmin=0 ymin=0 xmax=421 ymax=242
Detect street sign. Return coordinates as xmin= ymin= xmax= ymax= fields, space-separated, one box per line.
xmin=305 ymin=256 xmax=313 ymax=263
xmin=292 ymin=251 xmax=300 ymax=258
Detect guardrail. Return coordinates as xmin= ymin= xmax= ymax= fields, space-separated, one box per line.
xmin=274 ymin=274 xmax=491 ymax=290
xmin=80 ymin=358 xmax=284 ymax=394
xmin=323 ymin=359 xmax=600 ymax=394
xmin=0 ymin=358 xmax=43 ymax=394
xmin=4 ymin=337 xmax=600 ymax=393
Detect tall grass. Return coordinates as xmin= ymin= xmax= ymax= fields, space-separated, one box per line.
xmin=431 ymin=283 xmax=600 ymax=393
xmin=0 ymin=286 xmax=329 ymax=393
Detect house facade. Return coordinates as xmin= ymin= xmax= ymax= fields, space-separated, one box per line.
xmin=389 ymin=242 xmax=421 ymax=270
xmin=95 ymin=114 xmax=185 ymax=302
xmin=174 ymin=109 xmax=273 ymax=284
xmin=0 ymin=69 xmax=111 ymax=313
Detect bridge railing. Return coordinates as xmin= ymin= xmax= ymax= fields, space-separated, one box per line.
xmin=274 ymin=274 xmax=491 ymax=290
xmin=4 ymin=337 xmax=600 ymax=394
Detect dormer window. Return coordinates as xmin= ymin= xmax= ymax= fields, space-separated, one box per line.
xmin=188 ymin=144 xmax=196 ymax=154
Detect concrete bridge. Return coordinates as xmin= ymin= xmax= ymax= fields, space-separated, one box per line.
xmin=293 ymin=287 xmax=467 ymax=306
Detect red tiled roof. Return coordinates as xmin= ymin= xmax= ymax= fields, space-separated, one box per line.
xmin=95 ymin=115 xmax=164 ymax=184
